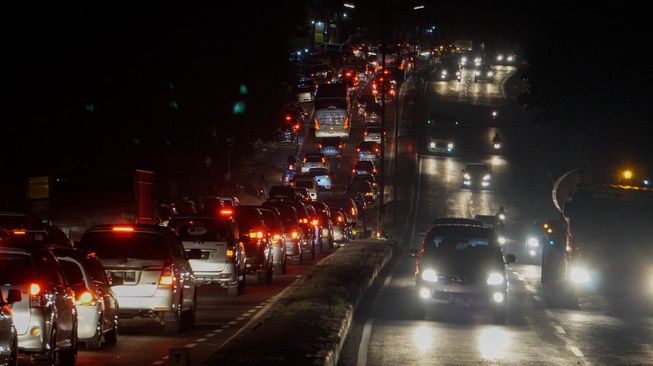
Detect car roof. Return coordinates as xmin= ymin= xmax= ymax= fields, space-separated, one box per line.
xmin=431 ymin=217 xmax=485 ymax=226
xmin=358 ymin=141 xmax=379 ymax=147
xmin=355 ymin=160 xmax=375 ymax=166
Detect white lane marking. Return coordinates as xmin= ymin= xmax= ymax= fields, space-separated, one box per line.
xmin=357 ymin=260 xmax=401 ymax=366
xmin=555 ymin=325 xmax=566 ymax=334
xmin=570 ymin=346 xmax=584 ymax=357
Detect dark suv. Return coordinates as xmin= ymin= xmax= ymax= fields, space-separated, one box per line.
xmin=76 ymin=224 xmax=200 ymax=333
xmin=413 ymin=222 xmax=516 ymax=324
xmin=232 ymin=206 xmax=274 ymax=285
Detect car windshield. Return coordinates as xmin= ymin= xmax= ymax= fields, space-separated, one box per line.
xmin=423 ymin=225 xmax=498 ymax=251
xmin=78 ymin=233 xmax=169 ymax=260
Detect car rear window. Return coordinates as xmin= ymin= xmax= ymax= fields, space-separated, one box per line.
xmin=295 ymin=181 xmax=314 ymax=189
xmin=0 ymin=253 xmax=34 ymax=283
xmin=78 ymin=232 xmax=169 ymax=260
xmin=169 ymin=219 xmax=228 ymax=242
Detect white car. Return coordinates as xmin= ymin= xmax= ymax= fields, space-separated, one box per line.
xmin=300 ymin=153 xmax=329 ymax=174
xmin=307 ymin=168 xmax=333 ymax=190
xmin=53 ymin=247 xmax=121 ymax=350
xmin=363 ymin=125 xmax=384 ymax=143
xmin=76 ymin=224 xmax=201 ymax=334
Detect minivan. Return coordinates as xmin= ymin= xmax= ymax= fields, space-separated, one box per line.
xmin=167 ymin=214 xmax=246 ymax=295
xmin=291 ymin=175 xmax=319 ymax=201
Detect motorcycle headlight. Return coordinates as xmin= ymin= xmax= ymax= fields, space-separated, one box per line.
xmin=421 ymin=269 xmax=438 ymax=282
xmin=487 ymin=272 xmax=505 ymax=285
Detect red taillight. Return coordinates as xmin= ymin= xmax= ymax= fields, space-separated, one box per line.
xmin=159 ymin=264 xmax=175 ymax=286
xmin=249 ymin=231 xmax=263 ymax=239
xmin=220 ymin=208 xmax=233 ymax=216
xmin=271 ymin=234 xmax=281 ymax=244
xmin=285 ymin=115 xmax=292 ymax=122
xmin=29 ymin=283 xmax=43 ymax=307
xmin=226 ymin=248 xmax=235 ymax=259
xmin=291 ymin=231 xmax=298 ymax=239
xmin=311 ymin=219 xmax=319 ymax=226
xmin=78 ymin=290 xmax=97 ymax=306
xmin=12 ymin=230 xmax=26 ymax=236
xmin=29 ymin=283 xmax=41 ymax=296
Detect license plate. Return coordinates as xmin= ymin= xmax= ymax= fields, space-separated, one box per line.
xmin=111 ymin=271 xmax=136 ymax=282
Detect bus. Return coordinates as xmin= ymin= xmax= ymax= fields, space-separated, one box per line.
xmin=313 ymin=83 xmax=351 ymax=140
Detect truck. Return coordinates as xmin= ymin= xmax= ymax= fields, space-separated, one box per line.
xmin=28 ymin=168 xmax=158 ymax=241
xmin=313 ymin=83 xmax=351 ymax=140
xmin=544 ymin=163 xmax=653 ymax=309
xmin=424 ymin=112 xmax=456 ymax=154
xmin=454 ymin=39 xmax=473 ymax=53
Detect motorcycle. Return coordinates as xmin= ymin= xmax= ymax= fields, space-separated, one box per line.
xmin=281 ymin=164 xmax=296 ymax=186
xmin=492 ymin=134 xmax=502 ymax=150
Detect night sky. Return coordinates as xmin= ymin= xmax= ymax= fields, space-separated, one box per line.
xmin=1 ymin=0 xmax=650 ymax=207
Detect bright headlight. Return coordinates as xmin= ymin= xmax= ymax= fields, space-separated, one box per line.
xmin=464 ymin=173 xmax=471 ymax=179
xmin=487 ymin=272 xmax=505 ymax=285
xmin=422 ymin=269 xmax=438 ymax=282
xmin=483 ymin=174 xmax=491 ymax=181
xmin=570 ymin=268 xmax=591 ymax=284
xmin=527 ymin=237 xmax=540 ymax=247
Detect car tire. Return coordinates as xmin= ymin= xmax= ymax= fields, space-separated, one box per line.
xmin=229 ymin=269 xmax=246 ymax=295
xmin=296 ymin=251 xmax=304 ymax=265
xmin=182 ymin=293 xmax=197 ymax=330
xmin=8 ymin=332 xmax=17 ymax=366
xmin=256 ymin=269 xmax=267 ymax=285
xmin=164 ymin=300 xmax=183 ymax=334
xmin=104 ymin=314 xmax=118 ymax=345
xmin=282 ymin=254 xmax=287 ymax=273
xmin=85 ymin=319 xmax=102 ymax=350
xmin=33 ymin=328 xmax=56 ymax=366
xmin=57 ymin=320 xmax=77 ymax=366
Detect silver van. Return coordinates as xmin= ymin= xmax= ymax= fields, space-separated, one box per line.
xmin=167 ymin=214 xmax=246 ymax=295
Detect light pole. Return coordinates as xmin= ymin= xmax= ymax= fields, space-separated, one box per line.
xmin=393 ymin=4 xmax=424 ymax=222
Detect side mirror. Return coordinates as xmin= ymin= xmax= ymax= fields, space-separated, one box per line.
xmin=5 ymin=288 xmax=22 ymax=304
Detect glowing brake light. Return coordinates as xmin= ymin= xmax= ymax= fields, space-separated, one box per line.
xmin=220 ymin=208 xmax=233 ymax=216
xmin=12 ymin=230 xmax=26 ymax=236
xmin=226 ymin=248 xmax=235 ymax=259
xmin=159 ymin=264 xmax=175 ymax=286
xmin=29 ymin=283 xmax=41 ymax=296
xmin=29 ymin=283 xmax=43 ymax=307
xmin=78 ymin=290 xmax=97 ymax=306
xmin=112 ymin=226 xmax=134 ymax=232
xmin=249 ymin=231 xmax=263 ymax=239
